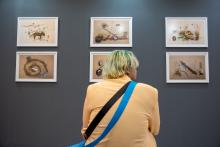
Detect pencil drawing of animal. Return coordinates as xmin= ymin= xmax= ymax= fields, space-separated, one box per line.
xmin=31 ymin=31 xmax=46 ymax=40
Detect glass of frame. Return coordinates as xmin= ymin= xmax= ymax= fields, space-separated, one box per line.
xmin=15 ymin=51 xmax=57 ymax=82
xmin=165 ymin=17 xmax=208 ymax=47
xmin=166 ymin=52 xmax=209 ymax=83
xmin=90 ymin=51 xmax=111 ymax=82
xmin=90 ymin=17 xmax=132 ymax=47
xmin=17 ymin=17 xmax=58 ymax=47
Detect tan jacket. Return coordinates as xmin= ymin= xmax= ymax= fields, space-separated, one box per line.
xmin=81 ymin=75 xmax=160 ymax=147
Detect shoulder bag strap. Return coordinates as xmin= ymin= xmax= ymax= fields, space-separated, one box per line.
xmin=84 ymin=81 xmax=131 ymax=139
xmin=86 ymin=81 xmax=137 ymax=147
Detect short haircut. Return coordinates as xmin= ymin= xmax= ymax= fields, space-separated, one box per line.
xmin=103 ymin=50 xmax=139 ymax=79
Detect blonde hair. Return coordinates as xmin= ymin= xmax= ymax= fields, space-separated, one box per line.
xmin=103 ymin=50 xmax=139 ymax=79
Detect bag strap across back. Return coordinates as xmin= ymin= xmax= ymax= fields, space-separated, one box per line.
xmin=84 ymin=81 xmax=131 ymax=140
xmin=86 ymin=81 xmax=137 ymax=147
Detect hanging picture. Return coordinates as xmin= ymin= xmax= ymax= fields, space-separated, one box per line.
xmin=90 ymin=17 xmax=132 ymax=47
xmin=166 ymin=52 xmax=209 ymax=83
xmin=165 ymin=17 xmax=208 ymax=47
xmin=90 ymin=51 xmax=111 ymax=82
xmin=17 ymin=17 xmax=58 ymax=47
xmin=15 ymin=51 xmax=57 ymax=82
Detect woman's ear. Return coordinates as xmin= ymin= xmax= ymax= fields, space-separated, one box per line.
xmin=126 ymin=68 xmax=137 ymax=80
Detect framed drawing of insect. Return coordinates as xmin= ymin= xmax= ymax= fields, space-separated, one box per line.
xmin=17 ymin=17 xmax=58 ymax=47
xmin=90 ymin=17 xmax=132 ymax=47
xmin=15 ymin=51 xmax=57 ymax=82
xmin=90 ymin=51 xmax=111 ymax=82
xmin=165 ymin=17 xmax=208 ymax=47
xmin=166 ymin=52 xmax=209 ymax=83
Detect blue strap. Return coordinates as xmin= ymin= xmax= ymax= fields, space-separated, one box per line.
xmin=85 ymin=81 xmax=137 ymax=147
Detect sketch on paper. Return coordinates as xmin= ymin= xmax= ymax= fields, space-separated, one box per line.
xmin=16 ymin=52 xmax=57 ymax=82
xmin=90 ymin=52 xmax=111 ymax=82
xmin=166 ymin=52 xmax=209 ymax=83
xmin=166 ymin=17 xmax=208 ymax=47
xmin=17 ymin=17 xmax=58 ymax=46
xmin=90 ymin=17 xmax=132 ymax=47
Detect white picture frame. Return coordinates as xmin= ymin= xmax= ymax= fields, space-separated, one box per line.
xmin=165 ymin=17 xmax=208 ymax=47
xmin=15 ymin=51 xmax=57 ymax=82
xmin=90 ymin=17 xmax=132 ymax=47
xmin=17 ymin=17 xmax=58 ymax=47
xmin=166 ymin=52 xmax=209 ymax=83
xmin=90 ymin=51 xmax=112 ymax=82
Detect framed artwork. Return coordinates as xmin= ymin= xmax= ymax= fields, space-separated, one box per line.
xmin=165 ymin=17 xmax=208 ymax=47
xmin=166 ymin=52 xmax=209 ymax=83
xmin=17 ymin=17 xmax=58 ymax=47
xmin=15 ymin=51 xmax=57 ymax=82
xmin=90 ymin=17 xmax=132 ymax=47
xmin=90 ymin=51 xmax=111 ymax=82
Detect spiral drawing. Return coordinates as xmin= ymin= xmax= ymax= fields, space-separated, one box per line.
xmin=24 ymin=56 xmax=48 ymax=78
